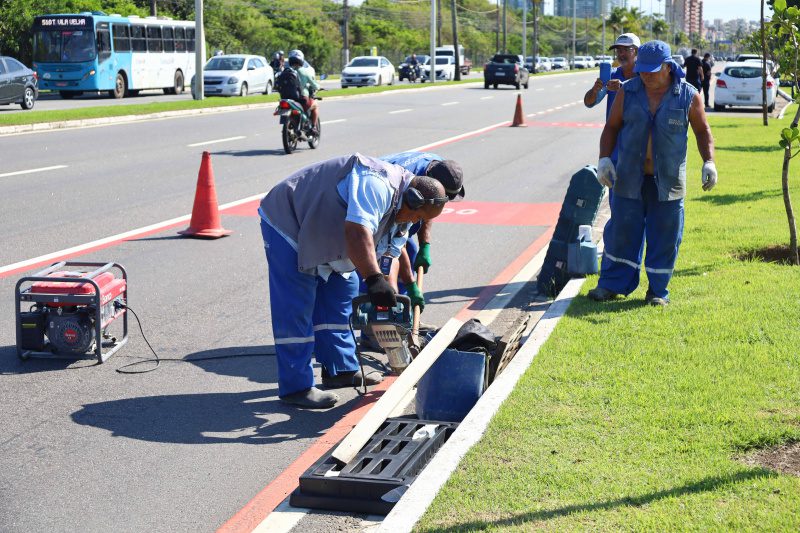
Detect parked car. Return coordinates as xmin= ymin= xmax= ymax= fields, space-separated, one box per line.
xmin=551 ymin=57 xmax=570 ymax=70
xmin=398 ymin=54 xmax=429 ymax=81
xmin=525 ymin=56 xmax=552 ymax=73
xmin=743 ymin=58 xmax=778 ymax=77
xmin=735 ymin=53 xmax=762 ymax=62
xmin=671 ymin=54 xmax=685 ymax=67
xmin=341 ymin=56 xmax=395 ymax=88
xmin=422 ymin=56 xmax=456 ymax=82
xmin=483 ymin=53 xmax=529 ymax=89
xmin=0 ymin=56 xmax=38 ymax=110
xmin=192 ymin=54 xmax=273 ymax=97
xmin=713 ymin=61 xmax=777 ymax=112
xmin=572 ymin=56 xmax=594 ymax=69
xmin=595 ymin=55 xmax=613 ymax=64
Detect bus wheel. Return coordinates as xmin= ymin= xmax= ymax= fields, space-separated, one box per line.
xmin=166 ymin=71 xmax=184 ymax=95
xmin=110 ymin=73 xmax=126 ymax=99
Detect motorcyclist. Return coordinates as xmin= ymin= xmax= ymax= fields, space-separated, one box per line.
xmin=409 ymin=53 xmax=420 ymax=79
xmin=287 ymin=50 xmax=320 ymax=135
xmin=270 ymin=50 xmax=285 ymax=73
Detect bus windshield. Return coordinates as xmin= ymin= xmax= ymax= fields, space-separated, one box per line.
xmin=34 ymin=30 xmax=96 ymax=62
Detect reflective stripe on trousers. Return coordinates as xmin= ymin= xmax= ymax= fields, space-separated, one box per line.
xmin=598 ymin=176 xmax=684 ymax=299
xmin=261 ymin=219 xmax=359 ymax=397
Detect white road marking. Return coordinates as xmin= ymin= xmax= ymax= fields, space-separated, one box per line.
xmin=322 ymin=119 xmax=347 ymax=125
xmin=0 ymin=165 xmax=67 ymax=179
xmin=187 ymin=136 xmax=245 ymax=147
xmin=480 ymin=96 xmax=493 ymax=100
xmin=390 ymin=108 xmax=412 ymax=114
xmin=535 ymin=88 xmax=544 ymax=91
xmin=441 ymin=101 xmax=459 ymax=106
xmin=554 ymin=84 xmax=562 ymax=88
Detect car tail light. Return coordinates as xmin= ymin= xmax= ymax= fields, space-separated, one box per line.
xmin=514 ymin=64 xmax=519 ymax=73
xmin=279 ymin=100 xmax=291 ymax=109
xmin=766 ymin=80 xmax=774 ymax=88
xmin=716 ymin=79 xmax=727 ymax=88
xmin=32 ymin=71 xmax=38 ymax=81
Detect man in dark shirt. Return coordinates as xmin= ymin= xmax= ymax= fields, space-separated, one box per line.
xmin=684 ymin=48 xmax=703 ymax=91
xmin=701 ymin=53 xmax=713 ymax=108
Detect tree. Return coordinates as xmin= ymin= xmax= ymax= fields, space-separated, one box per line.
xmin=770 ymin=0 xmax=800 ymax=264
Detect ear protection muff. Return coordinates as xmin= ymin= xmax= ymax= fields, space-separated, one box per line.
xmin=403 ymin=187 xmax=449 ymax=210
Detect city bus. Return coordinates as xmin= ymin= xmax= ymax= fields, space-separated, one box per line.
xmin=32 ymin=12 xmax=196 ymax=99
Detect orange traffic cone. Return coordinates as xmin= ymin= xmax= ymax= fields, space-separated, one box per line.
xmin=511 ymin=93 xmax=527 ymax=127
xmin=178 ymin=151 xmax=232 ymax=239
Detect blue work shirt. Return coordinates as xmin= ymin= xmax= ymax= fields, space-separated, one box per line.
xmin=589 ymin=67 xmax=637 ymax=162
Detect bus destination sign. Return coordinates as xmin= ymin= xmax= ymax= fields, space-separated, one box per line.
xmin=34 ymin=16 xmax=91 ymax=30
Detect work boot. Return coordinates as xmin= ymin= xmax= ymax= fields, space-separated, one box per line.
xmin=587 ymin=286 xmax=618 ymax=302
xmin=645 ymin=290 xmax=670 ymax=307
xmin=322 ymin=368 xmax=384 ymax=388
xmin=279 ymin=387 xmax=339 ymax=409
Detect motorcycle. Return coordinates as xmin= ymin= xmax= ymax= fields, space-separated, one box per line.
xmin=407 ymin=63 xmax=421 ymax=83
xmin=273 ymin=90 xmax=322 ymax=155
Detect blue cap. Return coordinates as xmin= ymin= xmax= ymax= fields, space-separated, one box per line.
xmin=634 ymin=40 xmax=671 ymax=72
xmin=633 ymin=40 xmax=685 ymax=78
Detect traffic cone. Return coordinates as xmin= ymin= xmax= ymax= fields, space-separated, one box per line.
xmin=178 ymin=151 xmax=232 ymax=239
xmin=511 ymin=93 xmax=527 ymax=127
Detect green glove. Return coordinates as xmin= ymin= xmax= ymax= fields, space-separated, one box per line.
xmin=414 ymin=242 xmax=432 ymax=273
xmin=407 ymin=281 xmax=425 ymax=313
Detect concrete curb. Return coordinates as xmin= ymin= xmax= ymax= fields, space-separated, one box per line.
xmin=376 ymin=276 xmax=586 ymax=532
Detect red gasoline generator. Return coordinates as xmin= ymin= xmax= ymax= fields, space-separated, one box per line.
xmin=15 ymin=262 xmax=128 ymax=363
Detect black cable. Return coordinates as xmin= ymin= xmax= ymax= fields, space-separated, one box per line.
xmin=114 ymin=303 xmax=275 ymax=374
xmin=349 ymin=316 xmax=368 ymax=396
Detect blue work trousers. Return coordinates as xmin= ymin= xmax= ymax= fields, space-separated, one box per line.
xmin=261 ymin=220 xmax=359 ymax=397
xmin=598 ymin=176 xmax=684 ymax=299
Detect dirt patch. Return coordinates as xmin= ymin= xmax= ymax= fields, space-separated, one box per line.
xmin=736 ymin=244 xmax=800 ymax=265
xmin=741 ymin=441 xmax=800 ymax=477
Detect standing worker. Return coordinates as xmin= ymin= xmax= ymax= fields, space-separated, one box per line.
xmin=583 ymin=33 xmax=640 ymax=166
xmin=588 ymin=41 xmax=716 ymax=306
xmin=701 ymin=53 xmax=713 ymax=109
xmin=259 ymin=153 xmax=448 ymax=408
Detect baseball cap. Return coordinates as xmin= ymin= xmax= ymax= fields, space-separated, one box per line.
xmin=609 ymin=33 xmax=641 ymax=50
xmin=427 ymin=159 xmax=465 ymax=201
xmin=633 ymin=40 xmax=676 ymax=73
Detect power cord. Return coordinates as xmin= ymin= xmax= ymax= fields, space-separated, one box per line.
xmin=113 ymin=302 xmax=275 ymax=374
xmin=349 ymin=316 xmax=388 ymax=395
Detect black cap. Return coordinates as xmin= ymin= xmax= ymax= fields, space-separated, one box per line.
xmin=427 ymin=159 xmax=465 ymax=201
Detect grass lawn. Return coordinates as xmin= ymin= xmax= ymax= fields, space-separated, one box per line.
xmin=417 ymin=109 xmax=800 ymax=531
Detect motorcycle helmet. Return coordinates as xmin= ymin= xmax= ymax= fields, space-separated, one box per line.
xmin=288 ymin=55 xmax=303 ymax=68
xmin=288 ymin=49 xmax=304 ymax=62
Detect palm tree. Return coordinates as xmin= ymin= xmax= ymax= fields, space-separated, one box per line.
xmin=606 ymin=6 xmax=628 ymax=35
xmin=652 ymin=17 xmax=669 ymax=40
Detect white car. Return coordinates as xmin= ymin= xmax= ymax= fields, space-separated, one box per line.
xmin=572 ymin=56 xmax=594 ymax=69
xmin=340 ymin=56 xmax=395 ymax=88
xmin=551 ymin=57 xmax=570 ymax=70
xmin=714 ymin=61 xmax=777 ymax=112
xmin=595 ymin=55 xmax=613 ymax=65
xmin=422 ymin=56 xmax=456 ymax=81
xmin=193 ymin=54 xmax=273 ymax=97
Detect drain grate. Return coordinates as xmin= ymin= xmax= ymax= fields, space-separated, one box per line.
xmin=290 ymin=417 xmax=458 ymax=514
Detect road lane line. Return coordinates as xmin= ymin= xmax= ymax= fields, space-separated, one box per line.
xmin=535 ymin=88 xmax=544 ymax=91
xmin=187 ymin=136 xmax=246 ymax=147
xmin=389 ymin=108 xmax=412 ymax=114
xmin=480 ymin=96 xmax=493 ymax=100
xmin=441 ymin=101 xmax=459 ymax=106
xmin=322 ymin=119 xmax=346 ymax=125
xmin=0 ymin=165 xmax=67 ymax=179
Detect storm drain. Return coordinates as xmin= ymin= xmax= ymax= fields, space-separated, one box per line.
xmin=290 ymin=417 xmax=459 ymax=514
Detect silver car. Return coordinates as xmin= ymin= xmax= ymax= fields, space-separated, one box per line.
xmin=192 ymin=54 xmax=274 ymax=97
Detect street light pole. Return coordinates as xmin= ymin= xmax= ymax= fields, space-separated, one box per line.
xmin=572 ymin=0 xmax=576 ymax=67
xmin=430 ymin=0 xmax=436 ymax=84
xmin=194 ymin=0 xmax=204 ymax=100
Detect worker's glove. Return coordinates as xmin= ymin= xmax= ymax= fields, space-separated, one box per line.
xmin=413 ymin=242 xmax=432 ymax=273
xmin=597 ymin=157 xmax=617 ymax=188
xmin=406 ymin=281 xmax=425 ymax=313
xmin=701 ymin=160 xmax=717 ymax=191
xmin=365 ymin=273 xmax=396 ymax=307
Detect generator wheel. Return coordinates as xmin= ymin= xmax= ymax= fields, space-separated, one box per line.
xmin=282 ymin=116 xmax=299 ymax=154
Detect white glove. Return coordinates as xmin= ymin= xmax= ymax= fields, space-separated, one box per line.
xmin=597 ymin=157 xmax=617 ymax=188
xmin=701 ymin=160 xmax=717 ymax=191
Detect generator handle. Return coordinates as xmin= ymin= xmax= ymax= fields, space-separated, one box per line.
xmin=34 ymin=261 xmax=67 ymax=277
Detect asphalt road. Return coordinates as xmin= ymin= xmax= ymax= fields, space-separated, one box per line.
xmin=1 ymin=70 xmax=605 ymax=532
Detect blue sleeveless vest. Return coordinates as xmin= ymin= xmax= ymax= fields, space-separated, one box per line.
xmin=615 ymin=76 xmax=696 ymax=201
